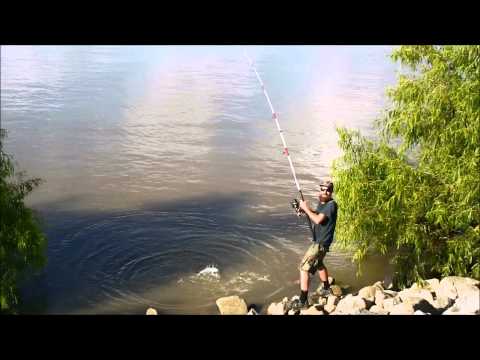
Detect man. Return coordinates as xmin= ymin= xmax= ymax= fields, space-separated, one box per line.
xmin=292 ymin=178 xmax=338 ymax=310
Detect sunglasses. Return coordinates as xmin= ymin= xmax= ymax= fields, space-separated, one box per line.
xmin=319 ymin=187 xmax=331 ymax=193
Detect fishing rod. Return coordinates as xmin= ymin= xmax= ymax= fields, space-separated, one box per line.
xmin=245 ymin=51 xmax=316 ymax=242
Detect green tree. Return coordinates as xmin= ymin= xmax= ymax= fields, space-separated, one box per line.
xmin=0 ymin=128 xmax=47 ymax=313
xmin=332 ymin=46 xmax=480 ymax=288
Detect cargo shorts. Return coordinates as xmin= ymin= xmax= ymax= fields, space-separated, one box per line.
xmin=299 ymin=243 xmax=327 ymax=274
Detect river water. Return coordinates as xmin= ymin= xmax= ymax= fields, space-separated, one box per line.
xmin=1 ymin=45 xmax=397 ymax=314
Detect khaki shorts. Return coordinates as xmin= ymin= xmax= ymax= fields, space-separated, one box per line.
xmin=299 ymin=243 xmax=327 ymax=274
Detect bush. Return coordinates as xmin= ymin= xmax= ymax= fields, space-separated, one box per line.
xmin=332 ymin=46 xmax=480 ymax=288
xmin=0 ymin=129 xmax=47 ymax=313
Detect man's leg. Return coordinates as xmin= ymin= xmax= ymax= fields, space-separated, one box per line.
xmin=300 ymin=270 xmax=310 ymax=292
xmin=318 ymin=267 xmax=328 ymax=283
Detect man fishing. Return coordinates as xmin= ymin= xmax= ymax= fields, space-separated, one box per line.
xmin=245 ymin=53 xmax=338 ymax=311
xmin=292 ymin=178 xmax=338 ymax=310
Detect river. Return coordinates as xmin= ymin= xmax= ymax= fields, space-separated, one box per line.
xmin=1 ymin=45 xmax=397 ymax=314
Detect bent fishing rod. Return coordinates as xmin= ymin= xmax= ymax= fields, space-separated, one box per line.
xmin=245 ymin=51 xmax=316 ymax=242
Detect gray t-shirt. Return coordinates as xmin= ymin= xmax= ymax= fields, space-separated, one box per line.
xmin=313 ymin=200 xmax=338 ymax=248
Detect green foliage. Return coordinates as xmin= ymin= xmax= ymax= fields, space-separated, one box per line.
xmin=332 ymin=46 xmax=480 ymax=288
xmin=0 ymin=129 xmax=46 ymax=313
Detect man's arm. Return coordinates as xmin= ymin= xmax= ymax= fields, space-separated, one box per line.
xmin=299 ymin=200 xmax=327 ymax=225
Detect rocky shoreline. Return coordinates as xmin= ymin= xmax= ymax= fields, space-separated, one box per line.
xmin=212 ymin=276 xmax=480 ymax=315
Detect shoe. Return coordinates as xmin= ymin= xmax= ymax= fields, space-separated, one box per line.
xmin=288 ymin=298 xmax=310 ymax=312
xmin=317 ymin=288 xmax=332 ymax=297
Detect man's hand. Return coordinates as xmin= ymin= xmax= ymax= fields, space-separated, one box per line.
xmin=299 ymin=200 xmax=309 ymax=213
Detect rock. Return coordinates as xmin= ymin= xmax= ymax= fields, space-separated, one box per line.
xmin=425 ymin=278 xmax=440 ymax=293
xmin=414 ymin=310 xmax=430 ymax=315
xmin=335 ymin=295 xmax=367 ymax=314
xmin=327 ymin=295 xmax=339 ymax=307
xmin=318 ymin=297 xmax=328 ymax=306
xmin=369 ymin=305 xmax=389 ymax=315
xmin=399 ymin=288 xmax=435 ymax=306
xmin=300 ymin=305 xmax=324 ymax=315
xmin=383 ymin=297 xmax=401 ymax=312
xmin=330 ymin=285 xmax=343 ymax=297
xmin=434 ymin=296 xmax=454 ymax=310
xmin=454 ymin=285 xmax=480 ymax=314
xmin=358 ymin=286 xmax=377 ymax=302
xmin=374 ymin=290 xmax=386 ymax=308
xmin=442 ymin=305 xmax=476 ymax=315
xmin=382 ymin=289 xmax=398 ymax=298
xmin=373 ymin=281 xmax=384 ymax=291
xmin=247 ymin=308 xmax=258 ymax=315
xmin=146 ymin=307 xmax=158 ymax=315
xmin=437 ymin=276 xmax=480 ymax=301
xmin=389 ymin=302 xmax=415 ymax=315
xmin=288 ymin=310 xmax=297 ymax=315
xmin=324 ymin=304 xmax=336 ymax=314
xmin=267 ymin=301 xmax=286 ymax=315
xmin=216 ymin=296 xmax=248 ymax=315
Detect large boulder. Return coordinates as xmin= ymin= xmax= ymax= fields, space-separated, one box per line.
xmin=389 ymin=302 xmax=415 ymax=315
xmin=267 ymin=301 xmax=286 ymax=315
xmin=335 ymin=295 xmax=367 ymax=314
xmin=369 ymin=305 xmax=389 ymax=315
xmin=425 ymin=278 xmax=440 ymax=293
xmin=382 ymin=297 xmax=402 ymax=312
xmin=437 ymin=276 xmax=480 ymax=301
xmin=434 ymin=296 xmax=454 ymax=311
xmin=453 ymin=285 xmax=480 ymax=314
xmin=324 ymin=304 xmax=336 ymax=314
xmin=374 ymin=290 xmax=386 ymax=308
xmin=398 ymin=288 xmax=435 ymax=307
xmin=327 ymin=295 xmax=339 ymax=307
xmin=382 ymin=289 xmax=398 ymax=298
xmin=358 ymin=286 xmax=377 ymax=302
xmin=300 ymin=305 xmax=324 ymax=315
xmin=216 ymin=296 xmax=248 ymax=315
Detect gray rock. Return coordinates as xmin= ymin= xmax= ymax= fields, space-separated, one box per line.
xmin=300 ymin=305 xmax=324 ymax=315
xmin=454 ymin=285 xmax=480 ymax=314
xmin=425 ymin=278 xmax=440 ymax=293
xmin=374 ymin=290 xmax=386 ymax=308
xmin=335 ymin=295 xmax=367 ymax=314
xmin=369 ymin=305 xmax=389 ymax=315
xmin=437 ymin=276 xmax=480 ymax=301
xmin=267 ymin=301 xmax=286 ymax=315
xmin=358 ymin=286 xmax=377 ymax=302
xmin=216 ymin=296 xmax=248 ymax=315
xmin=327 ymin=295 xmax=339 ymax=307
xmin=324 ymin=304 xmax=336 ymax=314
xmin=434 ymin=296 xmax=454 ymax=310
xmin=146 ymin=307 xmax=158 ymax=315
xmin=382 ymin=289 xmax=398 ymax=298
xmin=389 ymin=302 xmax=415 ymax=315
xmin=383 ymin=297 xmax=401 ymax=312
xmin=442 ymin=305 xmax=476 ymax=315
xmin=399 ymin=288 xmax=435 ymax=306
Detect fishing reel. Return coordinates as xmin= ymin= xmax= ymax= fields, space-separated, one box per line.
xmin=291 ymin=199 xmax=303 ymax=216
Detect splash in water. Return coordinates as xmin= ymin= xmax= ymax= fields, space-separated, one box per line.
xmin=196 ymin=265 xmax=220 ymax=279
